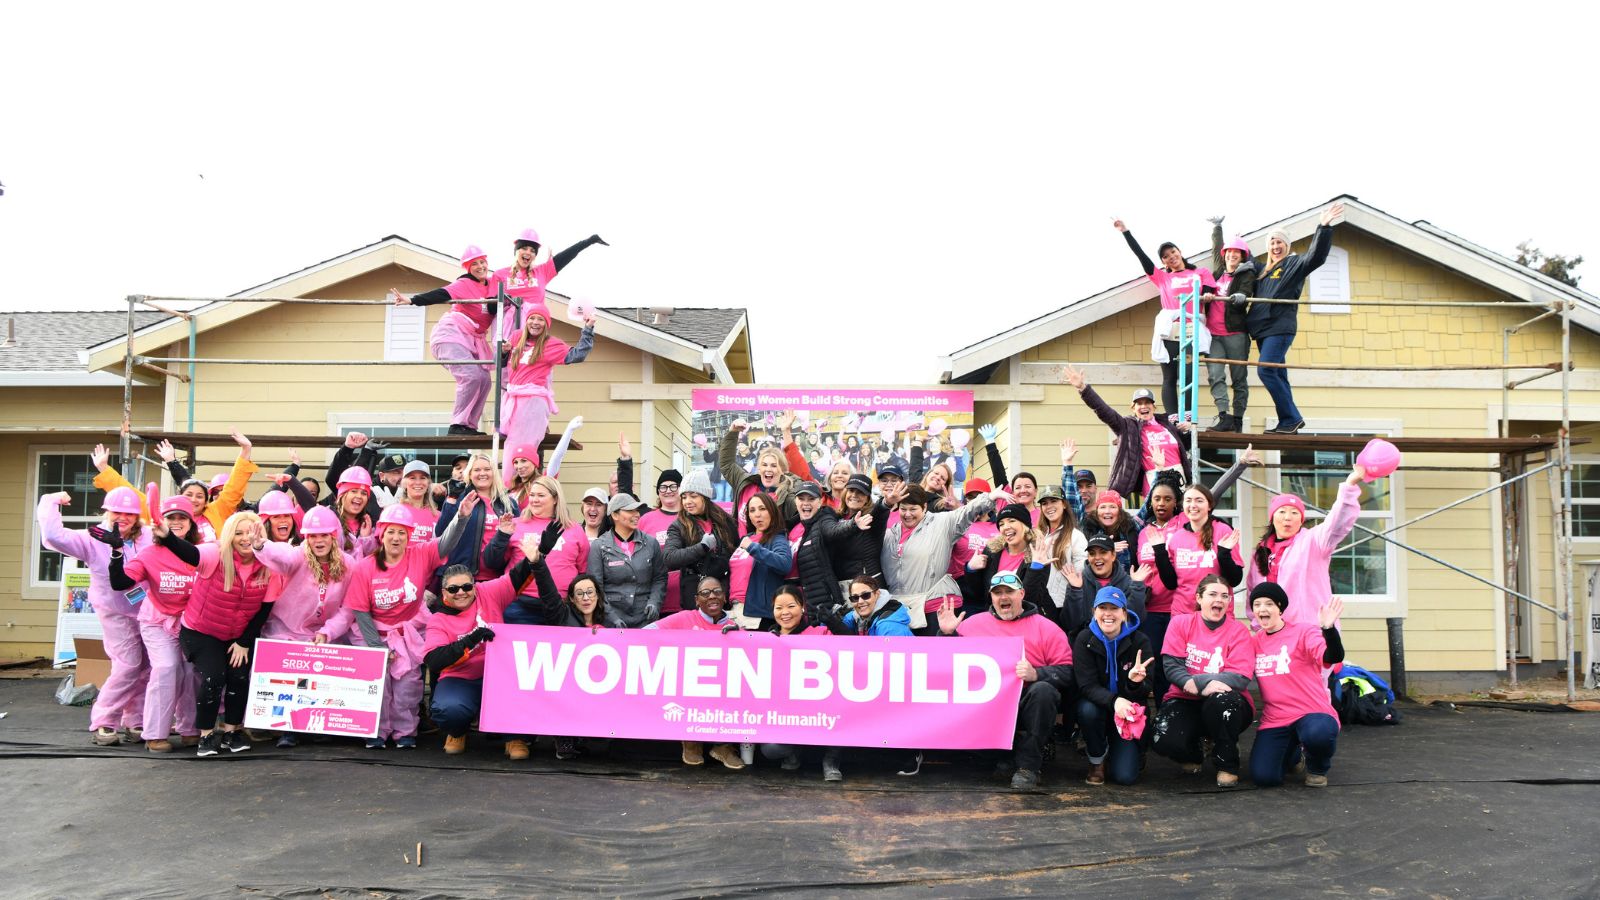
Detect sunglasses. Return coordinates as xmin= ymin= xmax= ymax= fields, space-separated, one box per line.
xmin=697 ymin=588 xmax=726 ymax=598
xmin=990 ymin=574 xmax=1022 ymax=589
xmin=849 ymin=592 xmax=874 ymax=602
xmin=443 ymin=583 xmax=474 ymax=594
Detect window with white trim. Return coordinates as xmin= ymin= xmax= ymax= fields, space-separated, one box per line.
xmin=338 ymin=424 xmax=454 ymax=483
xmin=32 ymin=450 xmax=121 ymax=585
xmin=1571 ymin=458 xmax=1600 ymax=538
xmin=1275 ymin=439 xmax=1396 ymax=600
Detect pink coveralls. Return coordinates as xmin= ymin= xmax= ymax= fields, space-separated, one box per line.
xmin=122 ymin=544 xmax=199 ymax=741
xmin=255 ymin=541 xmax=358 ymax=642
xmin=324 ymin=542 xmax=440 ymax=739
xmin=428 ymin=277 xmax=495 ymax=430
xmin=37 ymin=495 xmax=153 ymax=733
xmin=499 ymin=313 xmax=590 ymax=488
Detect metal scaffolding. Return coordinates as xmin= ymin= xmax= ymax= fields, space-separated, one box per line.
xmin=1170 ymin=293 xmax=1582 ymax=700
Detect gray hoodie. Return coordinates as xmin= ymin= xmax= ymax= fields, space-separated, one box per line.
xmin=880 ymin=494 xmax=996 ymax=602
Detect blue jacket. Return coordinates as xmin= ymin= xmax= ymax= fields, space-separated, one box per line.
xmin=740 ymin=531 xmax=793 ymax=620
xmin=841 ymin=595 xmax=914 ymax=637
xmin=1244 ymin=224 xmax=1334 ymax=340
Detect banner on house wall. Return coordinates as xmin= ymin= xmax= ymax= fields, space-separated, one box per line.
xmin=52 ymin=565 xmax=98 ymax=667
xmin=687 ymin=388 xmax=977 ymax=505
xmin=243 ymin=639 xmax=389 ymax=738
xmin=480 ymin=624 xmax=1024 ymax=749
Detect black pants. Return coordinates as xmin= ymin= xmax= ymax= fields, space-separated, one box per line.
xmin=1152 ymin=692 xmax=1252 ymax=773
xmin=1013 ymin=680 xmax=1073 ymax=772
xmin=1160 ymin=339 xmax=1181 ymax=417
xmin=179 ymin=626 xmax=248 ymax=730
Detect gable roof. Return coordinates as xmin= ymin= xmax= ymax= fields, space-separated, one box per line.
xmin=82 ymin=236 xmax=751 ymax=381
xmin=0 ymin=311 xmax=167 ymax=385
xmin=941 ymin=194 xmax=1600 ymax=382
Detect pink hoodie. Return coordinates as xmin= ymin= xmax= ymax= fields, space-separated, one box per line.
xmin=1246 ymin=483 xmax=1362 ymax=630
xmin=255 ymin=540 xmax=359 ymax=642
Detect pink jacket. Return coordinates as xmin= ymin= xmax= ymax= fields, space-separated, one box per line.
xmin=255 ymin=540 xmax=358 ymax=642
xmin=37 ymin=494 xmax=153 ymax=620
xmin=183 ymin=544 xmax=273 ymax=641
xmin=1246 ymin=483 xmax=1362 ymax=630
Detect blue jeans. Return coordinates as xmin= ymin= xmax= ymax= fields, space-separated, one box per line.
xmin=1077 ymin=699 xmax=1142 ymax=785
xmin=1256 ymin=334 xmax=1302 ymax=425
xmin=430 ymin=677 xmax=482 ymax=738
xmin=1249 ymin=713 xmax=1339 ymax=786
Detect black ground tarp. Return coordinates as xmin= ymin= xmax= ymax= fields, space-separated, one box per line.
xmin=2 ymin=678 xmax=1597 ymax=899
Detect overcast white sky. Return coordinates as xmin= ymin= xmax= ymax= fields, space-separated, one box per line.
xmin=2 ymin=2 xmax=1595 ymax=383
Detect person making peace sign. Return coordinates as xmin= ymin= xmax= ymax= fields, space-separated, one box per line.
xmin=1072 ymin=586 xmax=1154 ymax=786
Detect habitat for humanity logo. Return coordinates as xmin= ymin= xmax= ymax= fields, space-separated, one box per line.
xmin=661 ymin=702 xmax=686 ymax=722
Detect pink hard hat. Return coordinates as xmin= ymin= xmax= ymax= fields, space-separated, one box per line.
xmin=1223 ymin=237 xmax=1252 ymax=257
xmin=460 ymin=244 xmax=488 ymax=268
xmin=515 ymin=228 xmax=541 ymax=246
xmin=158 ymin=496 xmax=195 ymax=519
xmin=336 ymin=467 xmax=373 ymax=492
xmin=102 ymin=486 xmax=143 ymax=515
xmin=208 ymin=473 xmax=230 ymax=490
xmin=299 ymin=506 xmax=340 ymax=536
xmin=377 ymin=504 xmax=416 ymax=531
xmin=257 ymin=491 xmax=297 ymax=518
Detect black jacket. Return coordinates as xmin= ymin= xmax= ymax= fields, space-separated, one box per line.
xmin=828 ymin=501 xmax=889 ymax=583
xmin=1206 ymin=222 xmax=1258 ymax=336
xmin=662 ymin=516 xmax=734 ymax=612
xmin=1244 ymin=224 xmax=1334 ymax=340
xmin=791 ymin=507 xmax=855 ymax=613
xmin=1072 ymin=625 xmax=1154 ymax=711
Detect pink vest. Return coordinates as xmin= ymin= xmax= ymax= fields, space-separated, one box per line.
xmin=183 ymin=546 xmax=272 ymax=641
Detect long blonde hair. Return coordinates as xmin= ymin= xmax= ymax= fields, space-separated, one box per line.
xmin=218 ymin=511 xmax=269 ymax=592
xmin=465 ymin=453 xmax=512 ymax=511
xmin=302 ymin=538 xmax=347 ymax=587
xmin=509 ymin=309 xmax=552 ymax=371
xmin=526 ymin=475 xmax=574 ymax=529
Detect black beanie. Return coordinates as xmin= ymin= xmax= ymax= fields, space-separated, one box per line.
xmin=656 ymin=469 xmax=684 ymax=491
xmin=514 ymin=239 xmax=540 ymax=252
xmin=996 ymin=503 xmax=1032 ymax=527
xmin=1250 ymin=582 xmax=1289 ymax=613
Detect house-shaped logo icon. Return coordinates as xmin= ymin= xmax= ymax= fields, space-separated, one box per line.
xmin=661 ymin=702 xmax=686 ymax=722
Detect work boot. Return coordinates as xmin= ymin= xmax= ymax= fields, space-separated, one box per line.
xmin=681 ymin=741 xmax=704 ymax=766
xmin=708 ymin=744 xmax=745 ymax=770
xmin=1306 ymin=773 xmax=1329 ymax=788
xmin=504 ymin=739 xmax=530 ymax=761
xmin=92 ymin=727 xmax=121 ymax=746
xmin=821 ymin=750 xmax=843 ymax=783
xmin=1216 ymin=770 xmax=1240 ymax=788
xmin=444 ymin=735 xmax=468 ymax=755
xmin=145 ymin=739 xmax=173 ymax=753
xmin=1086 ymin=763 xmax=1106 ymax=786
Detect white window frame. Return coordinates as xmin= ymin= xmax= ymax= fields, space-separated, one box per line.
xmin=1268 ymin=420 xmax=1405 ymax=618
xmin=1571 ymin=455 xmax=1600 ymax=543
xmin=1309 ymin=244 xmax=1351 ymax=314
xmin=26 ymin=445 xmax=110 ymax=599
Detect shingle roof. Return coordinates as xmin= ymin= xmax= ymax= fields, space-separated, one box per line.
xmin=599 ymin=306 xmax=746 ymax=350
xmin=0 ymin=311 xmax=167 ymax=371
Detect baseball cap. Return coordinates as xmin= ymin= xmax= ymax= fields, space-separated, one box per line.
xmin=582 ymin=487 xmax=610 ymax=504
xmin=402 ymin=460 xmax=431 ymax=478
xmin=795 ymin=481 xmax=823 ymax=498
xmin=606 ymin=493 xmax=650 ymax=515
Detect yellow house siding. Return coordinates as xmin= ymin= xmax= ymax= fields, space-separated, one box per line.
xmin=1 ymin=387 xmax=166 ymax=660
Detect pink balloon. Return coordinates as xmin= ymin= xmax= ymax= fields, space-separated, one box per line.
xmin=566 ymin=297 xmax=596 ymax=322
xmin=1356 ymin=438 xmax=1401 ymax=481
xmin=814 ymin=418 xmax=828 ymax=431
xmin=693 ymin=433 xmax=708 ymax=448
xmin=879 ymin=429 xmax=896 ymax=443
xmin=950 ymin=429 xmax=970 ymax=450
xmin=927 ymin=418 xmax=948 ymax=436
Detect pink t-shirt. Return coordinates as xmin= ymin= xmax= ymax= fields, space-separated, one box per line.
xmin=1207 ymin=270 xmax=1239 ymax=336
xmin=505 ymin=332 xmax=572 ymax=391
xmin=956 ymin=610 xmax=1072 ymax=667
xmin=503 ymin=518 xmax=590 ymax=595
xmin=1162 ymin=520 xmax=1241 ymax=614
xmin=950 ymin=521 xmax=998 ymax=577
xmin=654 ymin=609 xmax=733 ymax=632
xmin=122 ymin=545 xmax=198 ymax=618
xmin=407 ymin=506 xmax=441 ymax=545
xmin=1251 ymin=621 xmax=1339 ymax=730
xmin=1137 ymin=519 xmax=1184 ymax=614
xmin=1142 ymin=420 xmax=1180 ymax=474
xmin=728 ymin=549 xmax=753 ymax=603
xmin=492 ymin=264 xmax=558 ymax=342
xmin=639 ymin=508 xmax=683 ymax=612
xmin=345 ymin=542 xmax=443 ymax=628
xmin=1160 ymin=612 xmax=1255 ymax=710
xmin=1148 ymin=267 xmax=1217 ymax=312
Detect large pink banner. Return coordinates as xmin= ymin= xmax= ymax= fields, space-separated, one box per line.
xmin=480 ymin=626 xmax=1024 ymax=749
xmin=691 ymin=388 xmax=973 ymax=413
